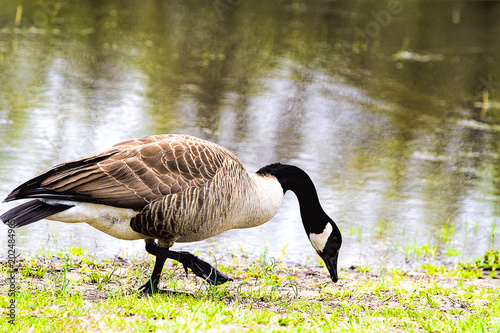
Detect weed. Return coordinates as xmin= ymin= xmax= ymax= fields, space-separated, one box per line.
xmin=458 ymin=263 xmax=484 ymax=279
xmin=357 ymin=229 xmax=362 ymax=242
xmin=86 ymin=266 xmax=115 ymax=290
xmin=280 ymin=244 xmax=288 ymax=258
xmin=377 ymin=219 xmax=394 ymax=238
xmin=445 ymin=245 xmax=462 ymax=257
xmin=356 ymin=265 xmax=371 ymax=273
xmin=422 ymin=263 xmax=445 ymax=276
xmin=439 ymin=222 xmax=455 ymax=244
xmin=390 ymin=268 xmax=407 ymax=280
xmin=475 ymin=249 xmax=500 ymax=270
xmin=404 ymin=243 xmax=437 ymax=260
xmin=19 ymin=257 xmax=47 ymax=278
xmin=61 ymin=254 xmax=70 ymax=295
xmin=349 ymin=227 xmax=363 ymax=241
xmin=458 ymin=249 xmax=500 ymax=279
xmin=491 ymin=220 xmax=497 ymax=248
xmin=239 ymin=245 xmax=249 ymax=258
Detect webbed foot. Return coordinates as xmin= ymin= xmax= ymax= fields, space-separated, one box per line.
xmin=176 ymin=251 xmax=233 ymax=285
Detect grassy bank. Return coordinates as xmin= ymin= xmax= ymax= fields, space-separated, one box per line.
xmin=1 ymin=247 xmax=499 ymax=332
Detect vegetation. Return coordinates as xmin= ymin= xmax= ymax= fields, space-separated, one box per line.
xmin=1 ymin=247 xmax=499 ymax=332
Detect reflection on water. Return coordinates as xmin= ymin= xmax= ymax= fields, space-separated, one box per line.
xmin=0 ymin=0 xmax=499 ymax=269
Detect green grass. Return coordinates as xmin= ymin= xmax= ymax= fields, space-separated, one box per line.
xmin=1 ymin=248 xmax=499 ymax=332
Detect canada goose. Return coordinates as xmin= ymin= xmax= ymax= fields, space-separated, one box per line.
xmin=1 ymin=134 xmax=342 ymax=293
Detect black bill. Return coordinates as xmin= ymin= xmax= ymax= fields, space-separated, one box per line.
xmin=320 ymin=251 xmax=339 ymax=283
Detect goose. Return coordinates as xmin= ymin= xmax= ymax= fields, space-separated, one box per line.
xmin=1 ymin=134 xmax=342 ymax=294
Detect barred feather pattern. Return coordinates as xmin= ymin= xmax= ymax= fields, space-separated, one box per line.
xmin=131 ymin=156 xmax=252 ymax=243
xmin=34 ymin=135 xmax=231 ymax=209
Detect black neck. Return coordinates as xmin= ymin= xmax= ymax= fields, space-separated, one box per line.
xmin=256 ymin=163 xmax=332 ymax=235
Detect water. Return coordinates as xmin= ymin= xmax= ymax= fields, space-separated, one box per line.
xmin=0 ymin=0 xmax=499 ymax=270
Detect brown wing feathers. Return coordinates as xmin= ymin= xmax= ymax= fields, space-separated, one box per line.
xmin=4 ymin=135 xmax=233 ymax=215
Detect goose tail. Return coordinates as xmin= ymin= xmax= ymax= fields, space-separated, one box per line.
xmin=1 ymin=199 xmax=73 ymax=228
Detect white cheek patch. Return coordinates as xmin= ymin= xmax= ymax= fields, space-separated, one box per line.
xmin=309 ymin=223 xmax=333 ymax=253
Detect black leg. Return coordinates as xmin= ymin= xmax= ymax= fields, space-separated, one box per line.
xmin=140 ymin=240 xmax=232 ymax=292
xmin=145 ymin=240 xmax=158 ymax=256
xmin=138 ymin=249 xmax=168 ymax=294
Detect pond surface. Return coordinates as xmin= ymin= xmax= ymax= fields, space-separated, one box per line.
xmin=0 ymin=0 xmax=499 ymax=270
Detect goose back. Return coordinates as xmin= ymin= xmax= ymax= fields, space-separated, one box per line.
xmin=7 ymin=134 xmax=242 ymax=208
xmin=5 ymin=134 xmax=282 ymax=244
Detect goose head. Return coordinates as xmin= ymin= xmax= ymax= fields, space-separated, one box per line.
xmin=308 ymin=221 xmax=342 ymax=282
xmin=256 ymin=163 xmax=342 ymax=282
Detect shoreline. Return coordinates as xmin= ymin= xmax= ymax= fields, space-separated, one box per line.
xmin=1 ymin=249 xmax=499 ymax=332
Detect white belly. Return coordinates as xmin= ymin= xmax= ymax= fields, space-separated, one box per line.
xmin=45 ymin=201 xmax=147 ymax=240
